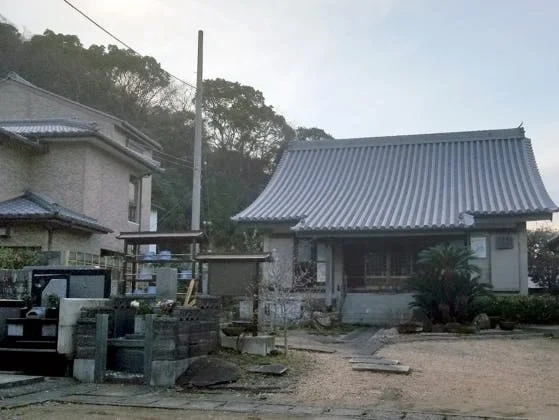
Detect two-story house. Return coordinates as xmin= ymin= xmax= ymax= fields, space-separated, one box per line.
xmin=0 ymin=72 xmax=162 ymax=261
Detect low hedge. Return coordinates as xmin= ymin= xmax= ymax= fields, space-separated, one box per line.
xmin=474 ymin=295 xmax=559 ymax=324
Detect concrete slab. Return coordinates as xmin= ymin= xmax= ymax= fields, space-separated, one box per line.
xmin=0 ymin=374 xmax=44 ymax=389
xmin=246 ymin=364 xmax=288 ymax=375
xmin=352 ymin=363 xmax=410 ymax=374
xmin=255 ymin=403 xmax=295 ymax=413
xmin=365 ymin=410 xmax=407 ymax=419
xmin=349 ymin=357 xmax=400 ymax=365
xmin=276 ymin=343 xmax=336 ymax=353
xmin=186 ymin=400 xmax=227 ymax=410
xmin=81 ymin=384 xmax=151 ymax=397
xmin=149 ymin=397 xmax=192 ymax=408
xmin=403 ymin=413 xmax=446 ymax=419
xmin=221 ymin=335 xmax=275 ymax=356
xmin=327 ymin=407 xmax=367 ymax=416
xmin=60 ymin=394 xmax=126 ymax=405
xmin=219 ymin=401 xmax=259 ymax=413
xmin=288 ymin=405 xmax=326 ymax=415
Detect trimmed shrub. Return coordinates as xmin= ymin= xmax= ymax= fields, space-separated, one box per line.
xmin=474 ymin=295 xmax=559 ymax=324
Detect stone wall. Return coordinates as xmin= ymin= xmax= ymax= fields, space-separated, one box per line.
xmin=73 ymin=296 xmax=220 ymax=386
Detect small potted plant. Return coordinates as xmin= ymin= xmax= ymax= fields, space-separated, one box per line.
xmin=499 ymin=302 xmax=518 ymax=331
xmin=46 ymin=294 xmax=60 ymax=318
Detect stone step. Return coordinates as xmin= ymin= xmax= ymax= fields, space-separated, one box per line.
xmin=351 ymin=363 xmax=410 ymax=374
xmin=349 ymin=357 xmax=400 ymax=365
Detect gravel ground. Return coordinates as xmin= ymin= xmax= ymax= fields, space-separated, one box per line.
xmin=269 ymin=337 xmax=559 ymax=419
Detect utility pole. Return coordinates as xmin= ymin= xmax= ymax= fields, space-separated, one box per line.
xmin=191 ymin=30 xmax=203 ymax=232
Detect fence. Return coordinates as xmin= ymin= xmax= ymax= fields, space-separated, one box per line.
xmin=64 ymin=251 xmax=123 ymax=269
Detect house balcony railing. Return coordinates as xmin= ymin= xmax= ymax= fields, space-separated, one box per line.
xmin=64 ymin=250 xmax=123 ymax=270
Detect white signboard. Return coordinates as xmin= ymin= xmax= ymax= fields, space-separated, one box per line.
xmin=470 ymin=236 xmax=487 ymax=258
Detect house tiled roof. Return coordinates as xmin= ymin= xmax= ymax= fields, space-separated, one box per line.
xmin=0 ymin=191 xmax=112 ymax=233
xmin=1 ymin=72 xmax=162 ymax=150
xmin=233 ymin=128 xmax=558 ymax=232
xmin=0 ymin=119 xmax=162 ymax=172
xmin=0 ymin=119 xmax=96 ymax=137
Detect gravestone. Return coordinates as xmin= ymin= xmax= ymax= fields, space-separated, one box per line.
xmin=155 ymin=267 xmax=177 ymax=301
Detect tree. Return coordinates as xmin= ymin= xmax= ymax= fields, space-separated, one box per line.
xmin=528 ymin=227 xmax=559 ymax=291
xmin=0 ymin=23 xmax=333 ymax=251
xmin=294 ymin=126 xmax=333 ymax=142
xmin=408 ymin=244 xmax=492 ymax=323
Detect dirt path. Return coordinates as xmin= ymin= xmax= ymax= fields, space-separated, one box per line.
xmin=269 ymin=336 xmax=559 ymax=419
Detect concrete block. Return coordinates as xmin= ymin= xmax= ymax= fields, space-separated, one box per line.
xmin=58 ymin=298 xmax=110 ymax=356
xmin=220 ymin=335 xmax=275 ymax=356
xmin=73 ymin=358 xmax=95 ymax=382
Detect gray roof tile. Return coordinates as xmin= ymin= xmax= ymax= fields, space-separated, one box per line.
xmin=233 ymin=128 xmax=558 ymax=232
xmin=0 ymin=119 xmax=96 ymax=137
xmin=0 ymin=191 xmax=112 ymax=233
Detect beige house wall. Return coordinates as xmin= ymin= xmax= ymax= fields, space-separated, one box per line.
xmin=0 ymin=81 xmax=157 ymax=255
xmin=0 ymin=82 xmax=121 ymax=144
xmin=0 ymin=141 xmax=30 ymax=201
xmin=0 ymin=225 xmax=97 ymax=254
xmin=29 ymin=142 xmax=86 ymax=213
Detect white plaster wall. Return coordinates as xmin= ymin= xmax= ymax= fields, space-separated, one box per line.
xmin=262 ymin=235 xmax=294 ymax=288
xmin=342 ymin=293 xmax=413 ymax=326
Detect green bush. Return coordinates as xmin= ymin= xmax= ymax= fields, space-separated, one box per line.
xmin=473 ymin=295 xmax=559 ymax=324
xmin=407 ymin=244 xmax=493 ymax=323
xmin=0 ymin=247 xmax=39 ymax=269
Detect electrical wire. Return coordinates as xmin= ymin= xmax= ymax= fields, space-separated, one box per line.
xmin=62 ymin=0 xmax=197 ymax=90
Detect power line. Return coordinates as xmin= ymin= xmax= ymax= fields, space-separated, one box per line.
xmin=154 ymin=149 xmax=194 ymax=164
xmin=62 ymin=0 xmax=197 ymax=90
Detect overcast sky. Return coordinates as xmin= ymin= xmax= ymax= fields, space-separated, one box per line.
xmin=2 ymin=0 xmax=559 ymax=224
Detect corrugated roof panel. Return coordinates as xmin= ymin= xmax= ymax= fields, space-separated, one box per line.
xmin=233 ymin=128 xmax=557 ymax=231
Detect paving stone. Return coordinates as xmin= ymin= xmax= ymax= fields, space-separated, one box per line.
xmin=219 ymin=401 xmax=259 ymax=412
xmin=276 ymin=343 xmax=336 ymax=353
xmin=186 ymin=399 xmax=227 ymax=410
xmin=404 ymin=412 xmax=445 ymax=419
xmin=80 ymin=384 xmax=151 ymax=397
xmin=352 ymin=363 xmax=410 ymax=374
xmin=247 ymin=364 xmax=288 ymax=375
xmin=58 ymin=394 xmax=126 ymax=405
xmin=119 ymin=392 xmax=162 ymax=406
xmin=349 ymin=357 xmax=400 ymax=365
xmin=288 ymin=405 xmax=326 ymax=415
xmin=0 ymin=374 xmax=44 ymax=389
xmin=255 ymin=403 xmax=295 ymax=413
xmin=149 ymin=397 xmax=191 ymax=408
xmin=327 ymin=407 xmax=367 ymax=416
xmin=364 ymin=409 xmax=406 ymax=419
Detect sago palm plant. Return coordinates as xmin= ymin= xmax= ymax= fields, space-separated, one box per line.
xmin=407 ymin=244 xmax=492 ymax=323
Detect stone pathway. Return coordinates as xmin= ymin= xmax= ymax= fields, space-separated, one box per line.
xmin=0 ymin=381 xmax=527 ymax=419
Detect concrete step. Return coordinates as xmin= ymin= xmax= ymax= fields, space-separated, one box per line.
xmin=349 ymin=357 xmax=400 ymax=365
xmin=352 ymin=363 xmax=410 ymax=374
xmin=0 ymin=374 xmax=44 ymax=389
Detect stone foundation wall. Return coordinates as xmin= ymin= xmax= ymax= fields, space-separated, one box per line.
xmin=73 ymin=296 xmax=220 ymax=385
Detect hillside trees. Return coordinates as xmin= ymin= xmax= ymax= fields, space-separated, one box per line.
xmin=0 ymin=22 xmax=331 ymax=250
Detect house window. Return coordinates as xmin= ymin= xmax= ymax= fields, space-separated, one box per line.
xmin=128 ymin=176 xmax=140 ymax=223
xmin=294 ymin=239 xmax=318 ymax=289
xmin=346 ymin=246 xmax=415 ymax=293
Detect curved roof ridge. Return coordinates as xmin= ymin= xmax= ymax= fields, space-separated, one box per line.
xmin=290 ymin=127 xmax=525 ymax=151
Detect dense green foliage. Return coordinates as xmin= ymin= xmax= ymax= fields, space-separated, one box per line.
xmin=0 ymin=247 xmax=38 ymax=269
xmin=527 ymin=227 xmax=559 ymax=290
xmin=407 ymin=244 xmax=493 ymax=323
xmin=0 ymin=23 xmax=332 ymax=251
xmin=475 ymin=295 xmax=559 ymax=324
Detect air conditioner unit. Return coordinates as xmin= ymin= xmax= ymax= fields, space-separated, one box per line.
xmin=0 ymin=227 xmax=9 ymax=237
